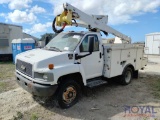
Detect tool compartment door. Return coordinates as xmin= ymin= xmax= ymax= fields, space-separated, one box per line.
xmin=135 ymin=48 xmax=143 ymax=70
xmin=109 ymin=50 xmax=122 ymax=77
xmin=103 ymin=48 xmax=122 ymax=78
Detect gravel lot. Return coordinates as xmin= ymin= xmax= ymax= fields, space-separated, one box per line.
xmin=0 ymin=55 xmax=160 ymax=120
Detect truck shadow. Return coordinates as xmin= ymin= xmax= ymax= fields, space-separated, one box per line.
xmin=33 ymin=74 xmax=160 ymax=120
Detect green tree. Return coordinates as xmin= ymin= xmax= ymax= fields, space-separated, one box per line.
xmin=40 ymin=33 xmax=58 ymax=45
xmin=40 ymin=33 xmax=56 ymax=41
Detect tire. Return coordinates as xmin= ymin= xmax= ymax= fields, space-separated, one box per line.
xmin=120 ymin=67 xmax=133 ymax=85
xmin=57 ymin=80 xmax=81 ymax=109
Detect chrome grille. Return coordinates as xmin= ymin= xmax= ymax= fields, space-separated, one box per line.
xmin=16 ymin=59 xmax=32 ymax=77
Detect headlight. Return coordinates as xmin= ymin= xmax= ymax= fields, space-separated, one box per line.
xmin=43 ymin=74 xmax=48 ymax=80
xmin=34 ymin=72 xmax=53 ymax=81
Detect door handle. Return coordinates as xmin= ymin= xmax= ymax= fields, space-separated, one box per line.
xmin=99 ymin=52 xmax=102 ymax=59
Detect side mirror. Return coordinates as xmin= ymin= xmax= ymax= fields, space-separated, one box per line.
xmin=88 ymin=36 xmax=94 ymax=53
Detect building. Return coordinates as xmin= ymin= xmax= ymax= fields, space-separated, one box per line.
xmin=0 ymin=23 xmax=38 ymax=61
xmin=102 ymin=37 xmax=123 ymax=44
xmin=23 ymin=32 xmax=39 ymax=46
xmin=23 ymin=32 xmax=39 ymax=41
xmin=145 ymin=32 xmax=160 ymax=55
xmin=0 ymin=23 xmax=23 ymax=60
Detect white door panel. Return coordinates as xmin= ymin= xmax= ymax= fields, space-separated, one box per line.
xmin=79 ymin=34 xmax=103 ymax=79
xmin=80 ymin=51 xmax=103 ymax=79
xmin=146 ymin=35 xmax=153 ymax=54
xmin=152 ymin=41 xmax=160 ymax=54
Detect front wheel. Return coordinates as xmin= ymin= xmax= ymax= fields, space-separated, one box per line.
xmin=57 ymin=80 xmax=81 ymax=109
xmin=120 ymin=67 xmax=133 ymax=85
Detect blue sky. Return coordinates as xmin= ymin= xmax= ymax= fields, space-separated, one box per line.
xmin=0 ymin=0 xmax=160 ymax=42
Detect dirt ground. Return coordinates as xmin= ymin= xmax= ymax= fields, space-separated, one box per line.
xmin=0 ymin=55 xmax=160 ymax=120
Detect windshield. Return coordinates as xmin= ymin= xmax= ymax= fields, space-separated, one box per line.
xmin=45 ymin=33 xmax=84 ymax=51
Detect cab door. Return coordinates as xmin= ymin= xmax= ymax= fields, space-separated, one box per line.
xmin=79 ymin=34 xmax=103 ymax=79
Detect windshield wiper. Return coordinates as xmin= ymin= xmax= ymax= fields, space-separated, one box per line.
xmin=49 ymin=47 xmax=62 ymax=52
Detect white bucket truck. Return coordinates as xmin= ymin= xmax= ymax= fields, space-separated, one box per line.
xmin=15 ymin=3 xmax=147 ymax=108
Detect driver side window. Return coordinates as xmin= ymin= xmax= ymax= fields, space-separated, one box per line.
xmin=80 ymin=36 xmax=89 ymax=52
xmin=80 ymin=35 xmax=99 ymax=52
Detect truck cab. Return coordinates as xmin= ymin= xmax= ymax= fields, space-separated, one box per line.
xmin=15 ymin=32 xmax=106 ymax=107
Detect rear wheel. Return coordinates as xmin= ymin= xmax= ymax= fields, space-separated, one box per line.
xmin=120 ymin=67 xmax=133 ymax=85
xmin=57 ymin=80 xmax=81 ymax=109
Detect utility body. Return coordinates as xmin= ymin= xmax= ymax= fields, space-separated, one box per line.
xmin=15 ymin=3 xmax=147 ymax=108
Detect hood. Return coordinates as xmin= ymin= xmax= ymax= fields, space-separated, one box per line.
xmin=16 ymin=48 xmax=74 ymax=68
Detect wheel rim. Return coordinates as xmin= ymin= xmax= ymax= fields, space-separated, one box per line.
xmin=125 ymin=71 xmax=131 ymax=83
xmin=62 ymin=86 xmax=77 ymax=104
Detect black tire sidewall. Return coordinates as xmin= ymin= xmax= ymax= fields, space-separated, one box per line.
xmin=57 ymin=80 xmax=80 ymax=109
xmin=121 ymin=67 xmax=133 ymax=85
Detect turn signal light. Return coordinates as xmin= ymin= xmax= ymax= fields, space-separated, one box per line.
xmin=48 ymin=64 xmax=54 ymax=69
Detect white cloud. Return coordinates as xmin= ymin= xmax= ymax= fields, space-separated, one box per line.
xmin=0 ymin=0 xmax=11 ymax=4
xmin=7 ymin=10 xmax=37 ymax=23
xmin=8 ymin=0 xmax=32 ymax=10
xmin=144 ymin=1 xmax=160 ymax=12
xmin=49 ymin=0 xmax=160 ymax=25
xmin=0 ymin=13 xmax=5 ymax=17
xmin=24 ymin=22 xmax=52 ymax=34
xmin=30 ymin=5 xmax=46 ymax=14
xmin=23 ymin=29 xmax=30 ymax=33
xmin=0 ymin=0 xmax=32 ymax=10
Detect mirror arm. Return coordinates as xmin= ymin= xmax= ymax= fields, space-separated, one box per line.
xmin=75 ymin=53 xmax=92 ymax=60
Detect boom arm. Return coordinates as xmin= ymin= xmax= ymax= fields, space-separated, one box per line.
xmin=54 ymin=3 xmax=131 ymax=43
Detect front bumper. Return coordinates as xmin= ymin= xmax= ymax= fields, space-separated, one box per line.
xmin=16 ymin=72 xmax=58 ymax=97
